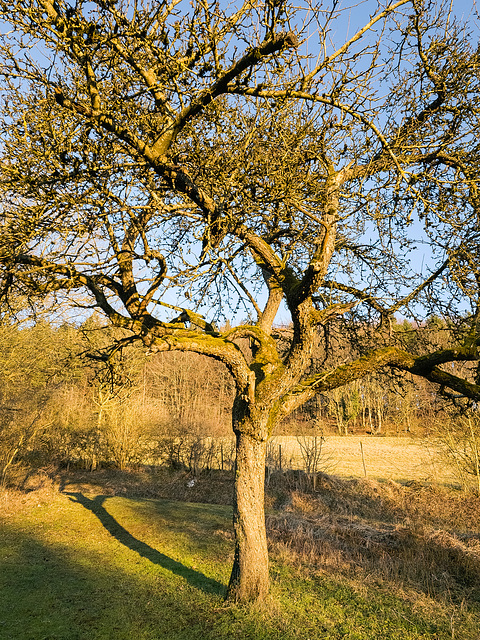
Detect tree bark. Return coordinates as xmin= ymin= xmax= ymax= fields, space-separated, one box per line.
xmin=227 ymin=428 xmax=269 ymax=602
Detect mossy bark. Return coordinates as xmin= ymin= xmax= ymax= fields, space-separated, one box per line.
xmin=227 ymin=424 xmax=269 ymax=602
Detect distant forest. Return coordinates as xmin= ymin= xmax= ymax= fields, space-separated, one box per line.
xmin=1 ymin=314 xmax=477 ymax=479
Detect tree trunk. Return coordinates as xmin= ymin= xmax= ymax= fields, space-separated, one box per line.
xmin=227 ymin=429 xmax=269 ymax=602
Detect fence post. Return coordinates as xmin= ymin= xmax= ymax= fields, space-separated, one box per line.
xmin=360 ymin=441 xmax=367 ymax=477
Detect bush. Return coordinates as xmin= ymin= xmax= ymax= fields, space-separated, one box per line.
xmin=435 ymin=412 xmax=480 ymax=493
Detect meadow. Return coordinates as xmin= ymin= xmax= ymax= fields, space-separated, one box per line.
xmin=160 ymin=435 xmax=458 ymax=486
xmin=1 ymin=438 xmax=479 ymax=640
xmin=267 ymin=436 xmax=453 ymax=483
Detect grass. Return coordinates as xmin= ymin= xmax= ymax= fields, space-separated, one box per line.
xmin=1 ymin=471 xmax=479 ymax=640
xmin=164 ymin=435 xmax=457 ymax=483
xmin=268 ymin=436 xmax=455 ymax=483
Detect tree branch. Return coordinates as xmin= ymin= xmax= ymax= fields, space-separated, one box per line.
xmin=280 ymin=342 xmax=480 ymax=417
xmin=157 ymin=31 xmax=299 ymax=153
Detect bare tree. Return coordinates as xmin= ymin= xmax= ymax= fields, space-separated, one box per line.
xmin=0 ymin=0 xmax=479 ymax=601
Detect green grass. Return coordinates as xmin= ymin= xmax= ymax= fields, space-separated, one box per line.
xmin=0 ymin=487 xmax=478 ymax=639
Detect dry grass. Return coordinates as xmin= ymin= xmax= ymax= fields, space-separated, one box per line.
xmin=2 ymin=465 xmax=480 ymax=638
xmin=0 ymin=470 xmax=59 ymax=517
xmin=27 ymin=463 xmax=480 ymax=613
xmin=269 ymin=435 xmax=457 ymax=483
xmin=266 ymin=471 xmax=480 ymax=614
xmin=51 ymin=466 xmax=236 ymax=505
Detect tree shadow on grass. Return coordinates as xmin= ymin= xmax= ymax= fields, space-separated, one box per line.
xmin=64 ymin=492 xmax=225 ymax=597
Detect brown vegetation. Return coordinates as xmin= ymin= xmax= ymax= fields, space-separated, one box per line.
xmin=266 ymin=474 xmax=480 ymax=610
xmin=1 ymin=320 xmax=478 ymax=495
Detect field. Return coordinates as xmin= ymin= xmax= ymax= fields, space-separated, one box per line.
xmin=205 ymin=435 xmax=454 ymax=484
xmin=268 ymin=436 xmax=454 ymax=483
xmin=1 ymin=443 xmax=480 ymax=640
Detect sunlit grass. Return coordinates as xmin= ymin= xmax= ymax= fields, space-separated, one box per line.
xmin=1 ymin=484 xmax=479 ymax=639
xmin=268 ymin=436 xmax=455 ymax=484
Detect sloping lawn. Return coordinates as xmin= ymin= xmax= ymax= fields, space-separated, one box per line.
xmin=0 ymin=486 xmax=478 ymax=639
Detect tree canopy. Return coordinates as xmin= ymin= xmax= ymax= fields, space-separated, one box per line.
xmin=0 ymin=0 xmax=479 ymax=601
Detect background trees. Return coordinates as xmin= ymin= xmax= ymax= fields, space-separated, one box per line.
xmin=0 ymin=0 xmax=479 ymax=601
xmin=0 ymin=321 xmax=79 ymax=486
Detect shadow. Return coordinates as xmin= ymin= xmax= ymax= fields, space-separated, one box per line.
xmin=0 ymin=527 xmax=103 ymax=638
xmin=0 ymin=523 xmax=228 ymax=640
xmin=64 ymin=491 xmax=225 ymax=596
